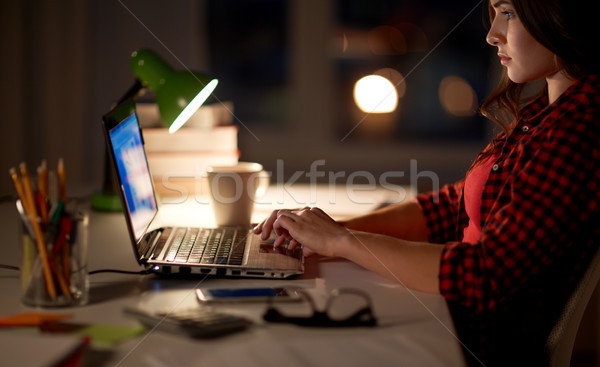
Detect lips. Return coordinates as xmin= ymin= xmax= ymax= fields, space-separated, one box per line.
xmin=498 ymin=53 xmax=511 ymax=65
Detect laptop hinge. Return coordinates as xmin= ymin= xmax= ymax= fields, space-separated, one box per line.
xmin=139 ymin=229 xmax=162 ymax=262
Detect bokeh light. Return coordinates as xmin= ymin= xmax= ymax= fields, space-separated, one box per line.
xmin=438 ymin=76 xmax=477 ymax=117
xmin=368 ymin=26 xmax=407 ymax=55
xmin=374 ymin=68 xmax=406 ymax=99
xmin=353 ymin=75 xmax=398 ymax=113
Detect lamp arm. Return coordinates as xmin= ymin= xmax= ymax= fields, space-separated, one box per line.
xmin=115 ymin=79 xmax=144 ymax=106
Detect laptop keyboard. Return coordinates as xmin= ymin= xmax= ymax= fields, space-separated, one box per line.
xmin=161 ymin=228 xmax=248 ymax=266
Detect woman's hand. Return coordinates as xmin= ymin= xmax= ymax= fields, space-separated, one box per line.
xmin=253 ymin=207 xmax=350 ymax=257
xmin=254 ymin=207 xmax=442 ymax=293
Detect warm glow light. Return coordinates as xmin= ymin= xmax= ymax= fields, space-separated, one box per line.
xmin=353 ymin=75 xmax=398 ymax=113
xmin=368 ymin=26 xmax=407 ymax=55
xmin=169 ymin=79 xmax=219 ymax=133
xmin=374 ymin=68 xmax=406 ymax=98
xmin=438 ymin=76 xmax=477 ymax=117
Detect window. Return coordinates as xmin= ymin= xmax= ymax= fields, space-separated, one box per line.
xmin=333 ymin=0 xmax=491 ymax=143
xmin=207 ymin=0 xmax=290 ymax=127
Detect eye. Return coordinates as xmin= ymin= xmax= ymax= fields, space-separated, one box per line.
xmin=501 ymin=10 xmax=515 ymax=20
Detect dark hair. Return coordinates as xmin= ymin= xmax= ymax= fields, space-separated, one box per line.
xmin=477 ymin=0 xmax=596 ymax=162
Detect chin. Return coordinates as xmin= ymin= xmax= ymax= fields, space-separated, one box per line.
xmin=507 ymin=67 xmax=554 ymax=85
xmin=507 ymin=70 xmax=528 ymax=84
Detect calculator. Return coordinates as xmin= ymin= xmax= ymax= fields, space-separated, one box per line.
xmin=124 ymin=306 xmax=253 ymax=338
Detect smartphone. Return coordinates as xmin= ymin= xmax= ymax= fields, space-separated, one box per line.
xmin=196 ymin=287 xmax=301 ymax=303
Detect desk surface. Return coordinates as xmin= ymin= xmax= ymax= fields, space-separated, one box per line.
xmin=0 ymin=185 xmax=466 ymax=367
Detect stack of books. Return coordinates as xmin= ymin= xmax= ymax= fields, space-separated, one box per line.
xmin=137 ymin=102 xmax=239 ymax=198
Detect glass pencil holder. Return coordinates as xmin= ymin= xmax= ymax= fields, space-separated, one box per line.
xmin=19 ymin=201 xmax=89 ymax=307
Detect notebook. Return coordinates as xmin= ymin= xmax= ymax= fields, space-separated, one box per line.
xmin=101 ymin=98 xmax=304 ymax=278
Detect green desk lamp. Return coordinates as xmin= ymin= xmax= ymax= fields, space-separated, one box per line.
xmin=92 ymin=48 xmax=219 ymax=211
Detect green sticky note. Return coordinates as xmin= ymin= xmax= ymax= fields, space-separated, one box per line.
xmin=76 ymin=324 xmax=145 ymax=347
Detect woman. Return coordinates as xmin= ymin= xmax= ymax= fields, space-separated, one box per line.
xmin=255 ymin=0 xmax=599 ymax=364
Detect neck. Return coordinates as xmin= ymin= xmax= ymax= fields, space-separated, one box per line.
xmin=546 ymin=70 xmax=575 ymax=104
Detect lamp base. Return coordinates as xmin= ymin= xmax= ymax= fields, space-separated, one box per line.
xmin=91 ymin=192 xmax=122 ymax=212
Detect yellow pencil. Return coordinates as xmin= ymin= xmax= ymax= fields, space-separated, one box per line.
xmin=11 ymin=168 xmax=34 ymax=290
xmin=48 ymin=251 xmax=72 ymax=300
xmin=18 ymin=163 xmax=37 ymax=217
xmin=57 ymin=158 xmax=66 ymax=203
xmin=9 ymin=168 xmax=28 ymax=209
xmin=37 ymin=165 xmax=49 ymax=223
xmin=18 ymin=163 xmax=57 ymax=299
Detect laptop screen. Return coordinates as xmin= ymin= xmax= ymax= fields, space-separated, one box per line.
xmin=108 ymin=111 xmax=158 ymax=241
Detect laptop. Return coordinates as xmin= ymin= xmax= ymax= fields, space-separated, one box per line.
xmin=101 ymin=98 xmax=304 ymax=278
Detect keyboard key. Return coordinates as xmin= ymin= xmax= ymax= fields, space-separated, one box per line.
xmin=189 ymin=229 xmax=210 ymax=262
xmin=175 ymin=228 xmax=199 ymax=262
xmin=151 ymin=227 xmax=173 ymax=260
xmin=166 ymin=228 xmax=187 ymax=262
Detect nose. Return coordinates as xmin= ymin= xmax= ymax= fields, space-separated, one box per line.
xmin=486 ymin=17 xmax=504 ymax=46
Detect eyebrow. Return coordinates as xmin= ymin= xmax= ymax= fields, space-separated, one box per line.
xmin=491 ymin=0 xmax=510 ymax=7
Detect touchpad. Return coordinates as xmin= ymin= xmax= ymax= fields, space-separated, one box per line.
xmin=259 ymin=242 xmax=302 ymax=258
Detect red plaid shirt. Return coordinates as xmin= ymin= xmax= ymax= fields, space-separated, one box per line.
xmin=417 ymin=74 xmax=600 ymax=364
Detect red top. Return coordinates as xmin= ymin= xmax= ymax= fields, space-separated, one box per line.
xmin=462 ymin=155 xmax=498 ymax=244
xmin=416 ymin=74 xmax=600 ymax=364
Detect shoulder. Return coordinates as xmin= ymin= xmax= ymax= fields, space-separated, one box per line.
xmin=541 ymin=75 xmax=600 ymax=135
xmin=556 ymin=74 xmax=600 ymax=119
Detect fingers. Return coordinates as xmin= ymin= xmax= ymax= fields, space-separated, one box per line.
xmin=272 ymin=234 xmax=288 ymax=247
xmin=254 ymin=207 xmax=329 ymax=250
xmin=253 ymin=208 xmax=304 ymax=236
xmin=305 ymin=207 xmax=332 ymax=221
xmin=253 ymin=209 xmax=288 ymax=240
xmin=252 ymin=222 xmax=264 ymax=234
xmin=273 ymin=212 xmax=300 ymax=248
xmin=273 ymin=211 xmax=297 ymax=234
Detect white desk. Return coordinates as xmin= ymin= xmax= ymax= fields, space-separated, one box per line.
xmin=0 ymin=185 xmax=466 ymax=367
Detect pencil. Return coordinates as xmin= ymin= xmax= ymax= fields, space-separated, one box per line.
xmin=37 ymin=165 xmax=49 ymax=223
xmin=18 ymin=163 xmax=57 ymax=299
xmin=9 ymin=168 xmax=28 ymax=209
xmin=18 ymin=163 xmax=37 ymax=218
xmin=56 ymin=158 xmax=70 ymax=286
xmin=57 ymin=158 xmax=66 ymax=203
xmin=47 ymin=251 xmax=72 ymax=300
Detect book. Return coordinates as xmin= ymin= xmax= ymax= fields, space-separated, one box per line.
xmin=142 ymin=125 xmax=238 ymax=153
xmin=146 ymin=150 xmax=240 ymax=177
xmin=137 ymin=101 xmax=234 ymax=129
xmin=147 ymin=150 xmax=240 ymax=197
xmin=136 ymin=102 xmax=240 ymax=197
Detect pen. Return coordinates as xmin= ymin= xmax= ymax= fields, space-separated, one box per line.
xmin=51 ymin=217 xmax=73 ymax=288
xmin=15 ymin=200 xmax=36 ymax=242
xmin=50 ymin=201 xmax=64 ymax=226
xmin=47 ymin=250 xmax=72 ymax=300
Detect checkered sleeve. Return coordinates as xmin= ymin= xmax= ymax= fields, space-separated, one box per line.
xmin=415 ymin=180 xmax=466 ymax=244
xmin=439 ymin=87 xmax=600 ymax=312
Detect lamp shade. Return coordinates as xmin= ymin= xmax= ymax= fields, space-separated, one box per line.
xmin=130 ymin=49 xmax=219 ymax=133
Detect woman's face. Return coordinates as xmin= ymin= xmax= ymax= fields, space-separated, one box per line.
xmin=486 ymin=0 xmax=558 ymax=83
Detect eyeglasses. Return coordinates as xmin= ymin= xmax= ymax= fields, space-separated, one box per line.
xmin=263 ymin=288 xmax=377 ymax=327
